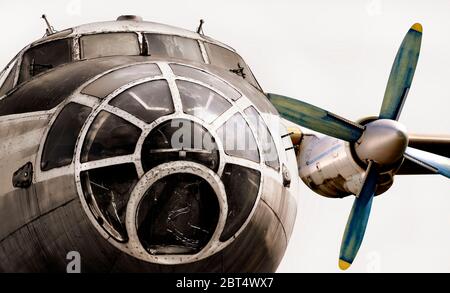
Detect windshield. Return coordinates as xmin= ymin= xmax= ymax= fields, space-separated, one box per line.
xmin=144 ymin=34 xmax=204 ymax=63
xmin=80 ymin=33 xmax=140 ymax=60
xmin=204 ymin=43 xmax=261 ymax=90
xmin=19 ymin=38 xmax=73 ymax=83
xmin=0 ymin=60 xmax=18 ymax=96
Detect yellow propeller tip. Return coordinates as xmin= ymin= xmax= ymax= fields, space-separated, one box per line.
xmin=411 ymin=23 xmax=423 ymax=33
xmin=339 ymin=259 xmax=351 ymax=270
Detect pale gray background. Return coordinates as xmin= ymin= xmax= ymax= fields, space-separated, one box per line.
xmin=1 ymin=0 xmax=449 ymax=272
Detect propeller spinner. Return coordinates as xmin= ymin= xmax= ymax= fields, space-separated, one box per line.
xmin=268 ymin=23 xmax=450 ymax=270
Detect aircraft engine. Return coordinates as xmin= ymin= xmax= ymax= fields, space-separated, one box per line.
xmin=298 ymin=134 xmax=395 ymax=198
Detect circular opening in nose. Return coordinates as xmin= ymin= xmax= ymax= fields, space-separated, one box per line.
xmin=141 ymin=119 xmax=220 ymax=172
xmin=136 ymin=173 xmax=220 ymax=255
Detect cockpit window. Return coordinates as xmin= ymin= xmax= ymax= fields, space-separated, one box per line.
xmin=217 ymin=113 xmax=260 ymax=163
xmin=204 ymin=43 xmax=261 ymax=90
xmin=244 ymin=106 xmax=280 ymax=170
xmin=0 ymin=60 xmax=18 ymax=96
xmin=144 ymin=34 xmax=204 ymax=63
xmin=80 ymin=33 xmax=140 ymax=60
xmin=19 ymin=38 xmax=73 ymax=84
xmin=177 ymin=80 xmax=232 ymax=124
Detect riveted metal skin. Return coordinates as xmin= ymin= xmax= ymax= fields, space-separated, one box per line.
xmin=0 ymin=18 xmax=298 ymax=272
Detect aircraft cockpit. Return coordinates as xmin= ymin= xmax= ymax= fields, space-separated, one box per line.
xmin=0 ymin=23 xmax=261 ymax=97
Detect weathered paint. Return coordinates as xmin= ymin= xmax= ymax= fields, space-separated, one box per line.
xmin=0 ymin=30 xmax=298 ymax=271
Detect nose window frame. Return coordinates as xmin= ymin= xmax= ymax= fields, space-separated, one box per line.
xmin=41 ymin=102 xmax=92 ymax=171
xmin=72 ymin=61 xmax=270 ymax=262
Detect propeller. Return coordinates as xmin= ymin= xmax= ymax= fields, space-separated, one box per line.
xmin=266 ymin=94 xmax=365 ymax=142
xmin=339 ymin=161 xmax=378 ymax=270
xmin=268 ymin=23 xmax=450 ymax=270
xmin=404 ymin=147 xmax=450 ymax=179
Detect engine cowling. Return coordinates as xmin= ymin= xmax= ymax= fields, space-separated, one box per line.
xmin=298 ymin=134 xmax=395 ymax=198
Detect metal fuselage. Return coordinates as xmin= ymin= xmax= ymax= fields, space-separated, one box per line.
xmin=0 ymin=20 xmax=299 ymax=272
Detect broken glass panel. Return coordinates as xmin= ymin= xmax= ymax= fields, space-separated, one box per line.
xmin=81 ymin=163 xmax=138 ymax=241
xmin=137 ymin=173 xmax=219 ymax=254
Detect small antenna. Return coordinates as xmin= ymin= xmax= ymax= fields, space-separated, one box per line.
xmin=196 ymin=19 xmax=205 ymax=35
xmin=41 ymin=14 xmax=55 ymax=36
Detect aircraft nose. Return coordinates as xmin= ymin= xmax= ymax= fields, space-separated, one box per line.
xmin=78 ymin=63 xmax=222 ymax=242
xmin=75 ymin=62 xmax=265 ymax=263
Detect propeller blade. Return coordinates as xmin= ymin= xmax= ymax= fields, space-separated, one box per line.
xmin=267 ymin=93 xmax=365 ymax=142
xmin=404 ymin=147 xmax=450 ymax=178
xmin=379 ymin=23 xmax=422 ymax=120
xmin=339 ymin=161 xmax=378 ymax=270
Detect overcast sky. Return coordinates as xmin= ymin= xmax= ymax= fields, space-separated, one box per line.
xmin=1 ymin=0 xmax=449 ymax=272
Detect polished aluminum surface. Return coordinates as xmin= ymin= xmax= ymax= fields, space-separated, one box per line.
xmin=355 ymin=119 xmax=409 ymax=166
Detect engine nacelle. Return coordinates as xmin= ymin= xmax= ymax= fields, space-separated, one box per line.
xmin=298 ymin=134 xmax=395 ymax=198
